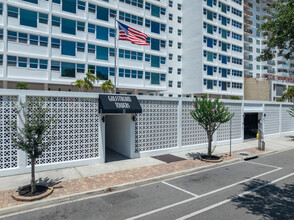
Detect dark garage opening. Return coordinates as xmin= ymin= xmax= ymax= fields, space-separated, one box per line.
xmin=244 ymin=113 xmax=258 ymax=140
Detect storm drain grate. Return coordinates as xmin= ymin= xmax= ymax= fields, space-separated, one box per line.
xmin=152 ymin=154 xmax=186 ymax=163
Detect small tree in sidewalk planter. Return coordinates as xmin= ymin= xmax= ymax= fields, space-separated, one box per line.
xmin=190 ymin=95 xmax=234 ymax=159
xmin=10 ymin=100 xmax=57 ymax=194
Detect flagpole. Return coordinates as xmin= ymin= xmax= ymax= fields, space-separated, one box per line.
xmin=114 ymin=16 xmax=117 ymax=94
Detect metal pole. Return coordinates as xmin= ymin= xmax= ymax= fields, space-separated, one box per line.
xmin=230 ymin=119 xmax=232 ymax=156
xmin=114 ymin=16 xmax=117 ymax=94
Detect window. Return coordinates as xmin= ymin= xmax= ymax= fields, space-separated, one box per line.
xmin=96 ymin=46 xmax=108 ymax=60
xmin=88 ymin=4 xmax=96 ymax=13
xmin=39 ymin=13 xmax=48 ymax=24
xmin=178 ymin=42 xmax=182 ymax=49
xmin=151 ymin=21 xmax=160 ymax=34
xmin=61 ymin=40 xmax=76 ymax=56
xmin=51 ymin=61 xmax=60 ymax=71
xmin=77 ymin=64 xmax=85 ymax=73
xmin=232 ymin=0 xmax=241 ymax=5
xmin=232 ymin=70 xmax=242 ymax=77
xmin=7 ymin=56 xmax=17 ymax=66
xmin=177 ymin=82 xmax=181 ymax=88
xmin=8 ymin=6 xmax=18 ymax=18
xmin=30 ymin=35 xmax=38 ymax=45
xmin=18 ymin=57 xmax=27 ymax=68
xmin=62 ymin=0 xmax=76 ymax=13
xmin=232 ymin=45 xmax=242 ymax=52
xmin=52 ymin=16 xmax=60 ymax=26
xmin=0 ymin=3 xmax=3 ymax=15
xmin=77 ymin=22 xmax=85 ymax=31
xmin=78 ymin=1 xmax=86 ymax=10
xmin=0 ymin=55 xmax=2 ymax=65
xmin=168 ymin=67 xmax=173 ymax=74
xmin=178 ymin=16 xmax=181 ymax=23
xmin=169 ymin=53 xmax=173 ymax=60
xmin=8 ymin=31 xmax=17 ymax=42
xmin=178 ymin=4 xmax=182 ymax=10
xmin=232 ymin=8 xmax=242 ymax=17
xmin=169 ymin=0 xmax=173 ymax=7
xmin=232 ymin=20 xmax=242 ymax=29
xmin=151 ymin=73 xmax=160 ymax=84
xmin=169 ymin=40 xmax=173 ymax=47
xmin=169 ymin=27 xmax=173 ymax=33
xmin=52 ymin=38 xmax=60 ymax=48
xmin=40 ymin=36 xmax=48 ymax=47
xmin=120 ymin=0 xmax=143 ymax=8
xmin=232 ymin=32 xmax=242 ymax=41
xmin=168 ymin=80 xmax=173 ymax=87
xmin=29 ymin=58 xmax=38 ymax=68
xmin=151 ymin=5 xmax=160 ymax=17
xmin=96 ymin=66 xmax=108 ymax=80
xmin=256 ymin=48 xmax=260 ymax=53
xmin=40 ymin=60 xmax=48 ymax=69
xmin=151 ymin=38 xmax=160 ymax=51
xmin=61 ymin=62 xmax=75 ymax=77
xmin=151 ymin=55 xmax=160 ymax=67
xmin=207 ymin=80 xmax=213 ymax=89
xmin=88 ymin=23 xmax=95 ymax=33
xmin=62 ymin=18 xmax=76 ymax=35
xmin=169 ymin=13 xmax=173 ymax=21
xmin=178 ymin=29 xmax=182 ymax=36
xmin=0 ymin=29 xmax=3 ymax=40
xmin=177 ymin=68 xmax=181 ymax=75
xmin=232 ymin=57 xmax=242 ymax=65
xmin=97 ymin=6 xmax=109 ymax=21
xmin=96 ymin=26 xmax=109 ymax=40
xmin=119 ymin=12 xmax=143 ymax=25
xmin=178 ymin=55 xmax=182 ymax=62
xmin=20 ymin=9 xmax=37 ymax=28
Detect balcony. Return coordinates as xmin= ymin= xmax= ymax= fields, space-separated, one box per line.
xmin=244 ymin=38 xmax=253 ymax=43
xmin=244 ymin=64 xmax=253 ymax=70
xmin=244 ymin=27 xmax=253 ymax=35
xmin=244 ymin=19 xmax=253 ymax=26
xmin=244 ymin=10 xmax=253 ymax=17
xmin=244 ymin=1 xmax=253 ymax=8
xmin=244 ymin=46 xmax=253 ymax=52
xmin=267 ymin=60 xmax=275 ymax=65
xmin=244 ymin=56 xmax=253 ymax=61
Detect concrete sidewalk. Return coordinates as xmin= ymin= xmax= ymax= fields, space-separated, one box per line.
xmin=0 ymin=136 xmax=293 ymax=213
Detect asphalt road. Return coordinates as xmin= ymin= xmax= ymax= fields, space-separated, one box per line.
xmin=2 ymin=149 xmax=294 ymax=220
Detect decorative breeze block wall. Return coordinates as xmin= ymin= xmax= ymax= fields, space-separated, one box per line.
xmin=181 ymin=101 xmax=207 ymax=146
xmin=135 ymin=100 xmax=178 ymax=152
xmin=0 ymin=96 xmax=18 ymax=170
xmin=282 ymin=105 xmax=294 ymax=132
xmin=264 ymin=104 xmax=280 ymax=135
xmin=217 ymin=103 xmax=242 ymax=141
xmin=27 ymin=96 xmax=100 ymax=165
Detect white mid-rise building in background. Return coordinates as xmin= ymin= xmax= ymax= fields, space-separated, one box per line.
xmin=0 ymin=0 xmax=293 ymax=99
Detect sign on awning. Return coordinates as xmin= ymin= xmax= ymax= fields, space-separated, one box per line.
xmin=99 ymin=94 xmax=142 ymax=114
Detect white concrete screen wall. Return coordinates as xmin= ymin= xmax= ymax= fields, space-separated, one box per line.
xmin=0 ymin=89 xmax=293 ymax=177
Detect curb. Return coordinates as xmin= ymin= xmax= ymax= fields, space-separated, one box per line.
xmin=0 ymin=157 xmax=242 ymax=217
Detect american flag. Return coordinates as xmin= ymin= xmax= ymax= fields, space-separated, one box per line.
xmin=117 ymin=21 xmax=149 ymax=46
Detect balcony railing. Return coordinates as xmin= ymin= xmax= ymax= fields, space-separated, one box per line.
xmin=244 ymin=38 xmax=253 ymax=43
xmin=244 ymin=28 xmax=253 ymax=35
xmin=244 ymin=19 xmax=253 ymax=26
xmin=244 ymin=46 xmax=253 ymax=52
xmin=244 ymin=65 xmax=253 ymax=70
xmin=244 ymin=1 xmax=253 ymax=8
xmin=244 ymin=10 xmax=253 ymax=17
xmin=244 ymin=56 xmax=253 ymax=61
xmin=267 ymin=60 xmax=275 ymax=65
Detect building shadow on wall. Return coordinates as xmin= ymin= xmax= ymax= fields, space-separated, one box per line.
xmin=232 ymin=179 xmax=294 ymax=220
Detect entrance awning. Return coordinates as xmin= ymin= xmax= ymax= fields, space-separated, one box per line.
xmin=99 ymin=94 xmax=142 ymax=114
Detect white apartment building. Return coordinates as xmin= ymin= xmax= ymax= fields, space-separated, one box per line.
xmin=0 ymin=0 xmax=183 ymax=97
xmin=182 ymin=0 xmax=244 ymax=99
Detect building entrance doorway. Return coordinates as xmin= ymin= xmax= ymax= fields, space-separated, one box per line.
xmin=105 ymin=115 xmax=132 ymax=162
xmin=244 ymin=113 xmax=259 ymax=140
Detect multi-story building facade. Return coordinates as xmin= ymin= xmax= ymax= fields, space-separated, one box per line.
xmin=182 ymin=0 xmax=244 ymax=99
xmin=0 ymin=0 xmax=183 ymax=97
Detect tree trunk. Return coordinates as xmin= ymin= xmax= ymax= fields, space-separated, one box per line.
xmin=31 ymin=157 xmax=36 ymax=193
xmin=207 ymin=133 xmax=213 ymax=157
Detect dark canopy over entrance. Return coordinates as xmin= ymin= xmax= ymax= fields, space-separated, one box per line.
xmin=99 ymin=94 xmax=142 ymax=114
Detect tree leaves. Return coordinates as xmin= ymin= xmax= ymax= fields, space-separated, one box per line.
xmin=259 ymin=0 xmax=294 ymax=60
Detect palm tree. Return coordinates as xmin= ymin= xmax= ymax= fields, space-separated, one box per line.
xmin=101 ymin=80 xmax=115 ymax=93
xmin=282 ymin=86 xmax=294 ymax=102
xmin=71 ymin=72 xmax=100 ymax=92
xmin=72 ymin=79 xmax=85 ymax=92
